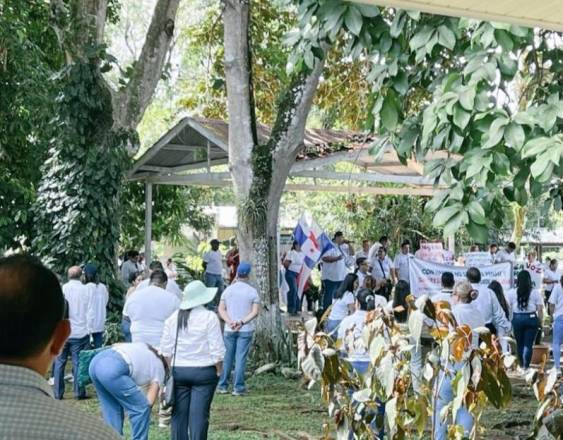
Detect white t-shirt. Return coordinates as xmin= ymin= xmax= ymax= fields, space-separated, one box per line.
xmin=432 ymin=289 xmax=453 ymax=304
xmin=137 ymin=277 xmax=182 ymax=300
xmin=496 ymin=250 xmax=515 ymax=263
xmin=86 ymin=282 xmax=109 ymax=333
xmin=124 ymin=285 xmax=180 ymax=348
xmin=452 ymin=303 xmax=485 ymax=347
xmin=329 ymin=291 xmax=355 ymax=321
xmin=370 ymin=256 xmax=393 ymax=280
xmin=62 ymin=280 xmax=91 ymax=339
xmin=321 ymin=246 xmax=347 ymax=282
xmin=203 ymin=250 xmax=223 ymax=275
xmin=113 ymin=342 xmax=165 ymax=387
xmin=285 ymin=250 xmax=305 ymax=274
xmin=544 ymin=267 xmax=560 ymax=293
xmin=393 ymin=253 xmax=412 ymax=282
xmin=506 ymin=288 xmax=543 ymax=314
xmin=220 ymin=281 xmax=261 ymax=332
xmin=548 ymin=285 xmax=563 ymax=319
xmin=525 ymin=260 xmax=543 ymax=290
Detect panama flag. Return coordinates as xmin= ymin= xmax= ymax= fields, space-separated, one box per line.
xmin=292 ymin=214 xmax=334 ymax=298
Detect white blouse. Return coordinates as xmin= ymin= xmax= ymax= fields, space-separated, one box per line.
xmin=160 ymin=306 xmax=225 ymax=367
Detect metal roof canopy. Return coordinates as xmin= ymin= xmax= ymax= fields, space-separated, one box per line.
xmin=130 ymin=116 xmax=445 ymax=263
xmin=358 ymin=0 xmax=563 ymax=32
xmin=129 ymin=116 xmax=440 ymax=193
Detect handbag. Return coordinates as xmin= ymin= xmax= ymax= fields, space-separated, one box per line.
xmin=77 ymin=346 xmax=109 ymax=387
xmin=161 ymin=315 xmax=181 ymax=410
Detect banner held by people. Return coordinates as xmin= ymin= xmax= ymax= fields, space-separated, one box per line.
xmin=409 ymin=257 xmax=513 ymax=297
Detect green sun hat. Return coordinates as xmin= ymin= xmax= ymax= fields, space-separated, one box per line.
xmin=180 ymin=280 xmax=217 ymax=310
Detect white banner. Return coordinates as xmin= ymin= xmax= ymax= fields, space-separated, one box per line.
xmin=409 ymin=257 xmax=513 ymax=297
xmin=464 ymin=252 xmax=493 ymax=267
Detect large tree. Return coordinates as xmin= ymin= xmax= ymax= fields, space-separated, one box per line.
xmin=33 ymin=0 xmax=180 ymax=302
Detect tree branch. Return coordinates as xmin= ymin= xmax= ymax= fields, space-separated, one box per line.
xmin=223 ymin=0 xmax=258 ymax=198
xmin=113 ymin=0 xmax=181 ymax=130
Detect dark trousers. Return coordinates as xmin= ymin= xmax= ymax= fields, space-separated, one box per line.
xmin=91 ymin=332 xmax=104 ymax=348
xmin=285 ymin=270 xmax=301 ymax=314
xmin=53 ymin=335 xmax=89 ymax=399
xmin=322 ymin=280 xmax=342 ymax=311
xmin=172 ymin=366 xmax=219 ymax=440
xmin=512 ymin=313 xmax=539 ymax=369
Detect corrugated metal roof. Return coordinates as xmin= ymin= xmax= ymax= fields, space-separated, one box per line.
xmin=359 ymin=0 xmax=563 ymax=32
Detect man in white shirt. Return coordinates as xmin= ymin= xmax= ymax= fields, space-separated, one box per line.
xmin=121 ymin=250 xmax=139 ymax=287
xmin=202 ymin=239 xmax=224 ymax=307
xmin=543 ymin=259 xmax=560 ymax=306
xmin=137 ymin=260 xmax=182 ymax=299
xmin=489 ymin=243 xmax=499 ymax=263
xmin=525 ymin=250 xmax=543 ymax=290
xmin=124 ymin=270 xmax=180 ymax=348
xmin=432 ymin=272 xmax=454 ymax=304
xmin=393 ymin=240 xmax=413 ymax=283
xmin=548 ymin=277 xmax=563 ymax=370
xmin=495 ymin=242 xmax=517 ymax=264
xmin=53 ymin=266 xmax=91 ymax=400
xmin=466 ymin=267 xmax=511 ymax=337
xmin=321 ymin=232 xmax=348 ymax=311
xmin=355 ymin=257 xmax=370 ymax=289
xmin=355 ymin=240 xmax=370 ymax=260
xmin=371 ymin=247 xmax=395 ymax=286
xmin=217 ymin=262 xmax=260 ymax=395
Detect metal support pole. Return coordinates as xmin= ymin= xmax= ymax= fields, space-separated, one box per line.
xmin=144 ymin=181 xmax=153 ymax=264
xmin=447 ymin=235 xmax=455 ymax=255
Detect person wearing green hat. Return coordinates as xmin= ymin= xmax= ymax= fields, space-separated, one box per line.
xmin=217 ymin=262 xmax=260 ymax=396
xmin=160 ymin=280 xmax=225 ymax=440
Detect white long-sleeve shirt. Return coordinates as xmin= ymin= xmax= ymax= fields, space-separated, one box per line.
xmin=86 ymin=282 xmax=109 ymax=334
xmin=160 ymin=307 xmax=225 ymax=367
xmin=471 ymin=283 xmax=511 ymax=334
xmin=62 ymin=280 xmax=91 ymax=339
xmin=124 ymin=285 xmax=180 ymax=348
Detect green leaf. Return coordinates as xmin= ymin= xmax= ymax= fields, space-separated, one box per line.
xmin=392 ymin=71 xmax=408 ymax=95
xmin=409 ymin=26 xmax=433 ymax=50
xmin=494 ymin=29 xmax=514 ymax=51
xmin=483 ymin=117 xmax=508 ymax=148
xmin=513 ymin=111 xmax=536 ymax=127
xmin=437 ymin=25 xmax=456 ymax=50
xmin=344 ymin=6 xmax=363 ymax=36
xmin=467 ymin=221 xmax=489 ymax=243
xmin=504 ymin=122 xmax=525 ymax=150
xmin=530 ymin=152 xmax=551 ymax=178
xmin=522 ymin=137 xmax=552 ymax=158
xmin=355 ymin=3 xmax=380 ymax=17
xmin=453 ymin=104 xmax=471 ymax=129
xmin=459 ymin=85 xmax=476 ymax=111
xmin=539 ymin=104 xmax=559 ymax=132
xmin=467 ymin=201 xmax=486 ymax=225
xmin=381 ymin=94 xmax=399 ymax=131
xmin=443 ymin=211 xmax=467 ymax=237
xmin=433 ymin=204 xmax=460 ymax=227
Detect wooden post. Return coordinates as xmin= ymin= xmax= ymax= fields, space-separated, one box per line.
xmin=144 ymin=181 xmax=153 ymax=264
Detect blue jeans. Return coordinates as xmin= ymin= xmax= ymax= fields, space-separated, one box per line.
xmin=325 ymin=319 xmax=341 ymax=336
xmin=218 ymin=331 xmax=253 ymax=393
xmin=53 ymin=335 xmax=89 ymax=399
xmin=172 ymin=366 xmax=219 ymax=440
xmin=89 ymin=349 xmax=151 ymax=440
xmin=121 ymin=316 xmax=132 ymax=342
xmin=349 ymin=360 xmax=385 ymax=439
xmin=91 ymin=332 xmax=104 ymax=349
xmin=322 ymin=280 xmax=342 ymax=311
xmin=553 ymin=316 xmax=563 ymax=369
xmin=285 ymin=270 xmax=301 ymax=314
xmin=204 ymin=272 xmax=224 ymax=308
xmin=512 ymin=313 xmax=539 ymax=369
xmin=434 ymin=364 xmax=474 ymax=440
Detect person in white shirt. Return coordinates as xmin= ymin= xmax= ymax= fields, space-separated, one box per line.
xmin=466 ymin=267 xmax=511 ymax=338
xmin=355 ymin=257 xmax=370 ymax=290
xmin=506 ymin=270 xmax=544 ymax=370
xmin=217 ymin=262 xmax=260 ymax=395
xmin=202 ymin=239 xmax=224 ymax=307
xmin=432 ymin=272 xmax=454 ymax=304
xmin=137 ymin=261 xmax=182 ymax=300
xmin=371 ymin=247 xmax=394 ymax=299
xmin=283 ymin=241 xmax=305 ymax=315
xmin=121 ymin=251 xmax=139 ymax=287
xmin=124 ymin=270 xmax=180 ymax=348
xmin=434 ymin=281 xmax=485 ymax=440
xmin=89 ymin=342 xmax=167 ymax=439
xmin=325 ymin=273 xmax=358 ymax=335
xmin=53 ymin=266 xmax=92 ymax=400
xmin=165 ymin=258 xmax=178 ymax=280
xmin=525 ymin=250 xmax=543 ymax=290
xmin=320 ymin=232 xmax=349 ymax=312
xmin=548 ymin=276 xmax=563 ymax=371
xmin=543 ymin=259 xmax=560 ymax=306
xmin=355 ymin=239 xmax=370 ymax=260
xmin=489 ymin=243 xmax=499 ymax=263
xmin=495 ymin=242 xmax=517 ymax=263
xmin=393 ymin=240 xmax=413 ymax=283
xmin=83 ymin=263 xmax=109 ymax=349
xmin=160 ymin=280 xmax=225 ymax=440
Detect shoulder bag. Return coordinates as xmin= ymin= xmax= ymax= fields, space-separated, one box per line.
xmin=161 ymin=315 xmax=181 ymax=410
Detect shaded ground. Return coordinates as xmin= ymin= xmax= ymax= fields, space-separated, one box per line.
xmin=67 ymin=371 xmax=541 ymax=439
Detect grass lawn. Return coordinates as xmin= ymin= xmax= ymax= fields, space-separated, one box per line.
xmin=67 ymin=373 xmax=327 ymax=440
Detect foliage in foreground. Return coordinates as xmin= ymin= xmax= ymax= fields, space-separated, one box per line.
xmin=300 ymin=296 xmax=513 ymax=439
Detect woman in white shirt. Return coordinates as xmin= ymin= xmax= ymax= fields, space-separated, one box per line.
xmin=543 ymin=259 xmax=560 ymax=306
xmin=434 ymin=281 xmax=485 ymax=440
xmin=89 ymin=342 xmax=167 ymax=440
xmin=325 ymin=273 xmax=358 ymax=335
xmin=160 ymin=281 xmax=226 ymax=440
xmin=506 ymin=270 xmax=544 ymax=370
xmin=283 ymin=240 xmax=305 ymax=315
xmin=548 ymin=275 xmax=563 ymax=371
xmin=83 ymin=263 xmax=109 ymax=348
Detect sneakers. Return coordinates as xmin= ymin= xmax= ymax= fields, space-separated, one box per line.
xmin=48 ymin=377 xmax=54 ymax=386
xmin=216 ymin=388 xmax=229 ymax=395
xmin=231 ymin=390 xmax=246 ymax=396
